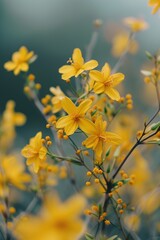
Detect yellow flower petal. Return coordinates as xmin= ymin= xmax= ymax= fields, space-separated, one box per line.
xmin=78 ymin=118 xmax=95 ymax=134
xmin=62 ymin=97 xmax=77 ymax=114
xmin=105 ymin=132 xmax=121 ymax=145
xmin=83 ymin=135 xmax=99 ymax=149
xmin=14 ymin=67 xmax=21 ymax=75
xmin=75 ymin=68 xmax=84 ymax=77
xmin=65 ymin=121 xmax=79 ymax=135
xmin=59 ymin=65 xmax=76 ymax=80
xmin=105 ymin=87 xmax=120 ymax=101
xmin=12 ymin=52 xmax=20 ymax=62
xmin=89 ymin=70 xmax=104 ymax=82
xmin=20 ymin=63 xmax=29 ymax=72
xmin=83 ymin=60 xmax=98 ymax=70
xmin=102 ymin=63 xmax=111 ymax=79
xmin=94 ymin=140 xmax=103 ymax=157
xmin=4 ymin=62 xmax=16 ymax=71
xmin=56 ymin=116 xmax=70 ymax=128
xmin=94 ymin=82 xmax=105 ymax=94
xmin=77 ymin=99 xmax=92 ymax=115
xmin=72 ymin=48 xmax=84 ymax=66
xmin=111 ymin=73 xmax=125 ymax=87
xmin=14 ymin=113 xmax=26 ymax=126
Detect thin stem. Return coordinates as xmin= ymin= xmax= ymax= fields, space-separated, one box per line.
xmin=112 ymin=141 xmax=139 ymax=180
xmin=85 ymin=31 xmax=99 ymax=61
xmin=112 ymin=32 xmax=134 ymax=73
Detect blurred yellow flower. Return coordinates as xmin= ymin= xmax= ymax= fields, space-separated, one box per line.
xmin=14 ymin=194 xmax=86 ymax=240
xmin=123 ymin=17 xmax=148 ymax=32
xmin=82 ymin=116 xmax=121 ymax=160
xmin=111 ymin=31 xmax=138 ymax=57
xmin=0 ymin=155 xmax=31 ymax=196
xmin=50 ymin=86 xmax=65 ymax=113
xmin=21 ymin=132 xmax=47 ymax=173
xmin=56 ymin=97 xmax=93 ymax=135
xmin=59 ymin=48 xmax=98 ymax=80
xmin=124 ymin=214 xmax=140 ymax=231
xmin=4 ymin=46 xmax=34 ymax=75
xmin=148 ymin=0 xmax=160 ymax=14
xmin=0 ymin=100 xmax=26 ymax=151
xmin=90 ymin=63 xmax=124 ymax=101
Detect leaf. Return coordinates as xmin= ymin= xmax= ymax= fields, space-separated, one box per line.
xmin=106 ymin=165 xmax=111 ymax=173
xmin=151 ymin=122 xmax=160 ymax=131
xmin=107 ymin=235 xmax=118 ymax=240
xmin=106 ymin=147 xmax=111 ymax=157
xmin=85 ymin=233 xmax=94 ymax=240
xmin=113 ymin=146 xmax=121 ymax=158
xmin=140 ymin=70 xmax=152 ymax=76
xmin=68 ymin=159 xmax=84 ymax=166
xmin=145 ymin=51 xmax=153 ymax=60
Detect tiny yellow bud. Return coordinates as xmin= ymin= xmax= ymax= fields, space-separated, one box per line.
xmin=91 ymin=205 xmax=99 ymax=212
xmin=117 ymin=198 xmax=123 ymax=204
xmin=84 ymin=209 xmax=92 ymax=215
xmin=83 ymin=150 xmax=89 ymax=156
xmin=66 ymin=79 xmax=70 ymax=83
xmin=41 ymin=138 xmax=46 ymax=144
xmin=108 ymin=192 xmax=113 ymax=197
xmin=47 ymin=141 xmax=52 ymax=146
xmin=127 ymin=103 xmax=133 ymax=110
xmin=122 ymin=173 xmax=128 ymax=179
xmin=118 ymin=97 xmax=125 ymax=103
xmin=28 ymin=74 xmax=35 ymax=81
xmin=118 ymin=181 xmax=123 ymax=187
xmin=99 ymin=215 xmax=104 ymax=221
xmin=24 ymin=86 xmax=30 ymax=93
xmin=127 ymin=99 xmax=133 ymax=104
xmin=94 ymin=178 xmax=100 ymax=184
xmin=119 ymin=209 xmax=124 ymax=214
xmin=98 ymin=169 xmax=103 ymax=174
xmin=9 ymin=207 xmax=16 ymax=214
xmin=76 ymin=149 xmax=81 ymax=155
xmin=86 ymin=171 xmax=92 ymax=176
xmin=126 ymin=94 xmax=132 ymax=99
xmin=63 ymin=135 xmax=69 ymax=140
xmin=122 ymin=203 xmax=127 ymax=209
xmin=45 ymin=136 xmax=50 ymax=141
xmin=105 ymin=220 xmax=111 ymax=225
xmin=102 ymin=212 xmax=107 ymax=217
xmin=86 ymin=181 xmax=91 ymax=186
xmin=35 ymin=83 xmax=41 ymax=90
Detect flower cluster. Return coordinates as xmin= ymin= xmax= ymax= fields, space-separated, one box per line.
xmin=1 ymin=7 xmax=160 ymax=240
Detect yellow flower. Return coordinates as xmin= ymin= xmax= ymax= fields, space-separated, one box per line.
xmin=4 ymin=46 xmax=34 ymax=75
xmin=14 ymin=194 xmax=86 ymax=240
xmin=124 ymin=214 xmax=140 ymax=231
xmin=50 ymin=86 xmax=65 ymax=113
xmin=0 ymin=100 xmax=26 ymax=151
xmin=82 ymin=116 xmax=121 ymax=160
xmin=123 ymin=17 xmax=148 ymax=32
xmin=0 ymin=155 xmax=31 ymax=196
xmin=59 ymin=48 xmax=98 ymax=80
xmin=21 ymin=132 xmax=47 ymax=173
xmin=111 ymin=31 xmax=138 ymax=57
xmin=56 ymin=97 xmax=93 ymax=135
xmin=90 ymin=63 xmax=124 ymax=101
xmin=148 ymin=0 xmax=160 ymax=14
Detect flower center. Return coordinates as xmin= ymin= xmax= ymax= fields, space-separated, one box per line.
xmin=104 ymin=80 xmax=113 ymax=87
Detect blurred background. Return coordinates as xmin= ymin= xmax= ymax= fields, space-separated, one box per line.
xmin=0 ymin=0 xmax=160 ymax=142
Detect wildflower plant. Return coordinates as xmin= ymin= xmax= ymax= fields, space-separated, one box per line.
xmin=1 ymin=3 xmax=160 ymax=240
